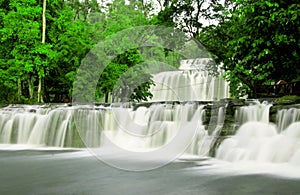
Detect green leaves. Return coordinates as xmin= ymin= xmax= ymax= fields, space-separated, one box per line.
xmin=265 ymin=1 xmax=279 ymax=8
xmin=0 ymin=0 xmax=93 ymax=103
xmin=199 ymin=0 xmax=300 ymax=98
xmin=90 ymin=0 xmax=156 ymax=102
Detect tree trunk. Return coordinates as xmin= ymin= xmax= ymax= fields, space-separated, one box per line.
xmin=17 ymin=77 xmax=22 ymax=103
xmin=28 ymin=76 xmax=34 ymax=101
xmin=37 ymin=77 xmax=43 ymax=103
xmin=38 ymin=0 xmax=46 ymax=103
xmin=105 ymin=92 xmax=109 ymax=103
xmin=121 ymin=88 xmax=129 ymax=102
xmin=42 ymin=0 xmax=46 ymax=44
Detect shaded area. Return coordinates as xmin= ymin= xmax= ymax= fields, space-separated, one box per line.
xmin=255 ymin=81 xmax=300 ymax=97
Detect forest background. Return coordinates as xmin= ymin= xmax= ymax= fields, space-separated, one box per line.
xmin=0 ymin=0 xmax=299 ymax=103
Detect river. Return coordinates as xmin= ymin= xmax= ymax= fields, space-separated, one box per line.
xmin=1 ymin=148 xmax=300 ymax=195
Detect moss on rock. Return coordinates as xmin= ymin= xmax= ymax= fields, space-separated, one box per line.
xmin=275 ymin=95 xmax=300 ymax=105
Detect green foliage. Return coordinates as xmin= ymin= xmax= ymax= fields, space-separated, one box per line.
xmin=0 ymin=0 xmax=43 ymax=102
xmin=199 ymin=0 xmax=300 ymax=98
xmin=1 ymin=0 xmax=213 ymax=103
xmin=112 ymin=64 xmax=154 ymax=102
xmin=91 ymin=0 xmax=155 ymax=103
xmin=0 ymin=0 xmax=152 ymax=103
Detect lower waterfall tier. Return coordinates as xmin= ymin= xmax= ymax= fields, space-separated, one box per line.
xmin=216 ymin=121 xmax=300 ymax=165
xmin=1 ymin=102 xmax=300 ymax=164
xmin=0 ymin=103 xmax=219 ymax=156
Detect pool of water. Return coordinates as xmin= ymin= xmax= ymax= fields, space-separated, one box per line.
xmin=1 ymin=148 xmax=300 ymax=195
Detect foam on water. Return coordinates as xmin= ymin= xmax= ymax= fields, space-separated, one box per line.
xmin=187 ymin=157 xmax=300 ymax=179
xmin=216 ymin=121 xmax=300 ymax=166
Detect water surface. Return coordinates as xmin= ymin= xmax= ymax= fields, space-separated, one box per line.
xmin=1 ymin=149 xmax=300 ymax=195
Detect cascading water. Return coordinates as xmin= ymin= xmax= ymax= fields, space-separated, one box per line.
xmin=277 ymin=108 xmax=300 ymax=132
xmin=150 ymin=58 xmax=230 ymax=101
xmin=1 ymin=56 xmax=299 ymax=168
xmin=0 ymin=103 xmax=217 ymax=155
xmin=0 ymin=105 xmax=76 ymax=147
xmin=235 ymin=100 xmax=272 ymax=125
xmin=216 ymin=103 xmax=300 ymax=166
xmin=0 ymin=58 xmax=230 ymax=155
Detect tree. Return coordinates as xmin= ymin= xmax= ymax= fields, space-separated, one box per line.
xmin=0 ymin=0 xmax=94 ymax=103
xmin=0 ymin=0 xmax=45 ymax=103
xmin=93 ymin=0 xmax=155 ymax=103
xmin=38 ymin=0 xmax=46 ymax=103
xmin=152 ymin=0 xmax=231 ymax=38
xmin=45 ymin=11 xmax=94 ymax=102
xmin=1 ymin=0 xmax=195 ymax=103
xmin=200 ymin=0 xmax=300 ymax=97
xmin=67 ymin=0 xmax=101 ymax=21
xmin=149 ymin=0 xmax=224 ymax=65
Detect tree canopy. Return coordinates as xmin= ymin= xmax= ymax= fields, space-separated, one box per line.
xmin=0 ymin=0 xmax=299 ymax=103
xmin=152 ymin=0 xmax=300 ymax=97
xmin=199 ymin=0 xmax=300 ymax=97
xmin=0 ymin=0 xmax=166 ymax=103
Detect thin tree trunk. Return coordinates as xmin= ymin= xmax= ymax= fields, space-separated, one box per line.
xmin=38 ymin=77 xmax=43 ymax=103
xmin=42 ymin=0 xmax=46 ymax=44
xmin=105 ymin=92 xmax=109 ymax=103
xmin=28 ymin=76 xmax=34 ymax=101
xmin=38 ymin=0 xmax=46 ymax=103
xmin=17 ymin=77 xmax=22 ymax=103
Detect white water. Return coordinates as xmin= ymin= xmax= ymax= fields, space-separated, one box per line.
xmin=235 ymin=101 xmax=272 ymax=125
xmin=2 ymin=100 xmax=300 ymax=170
xmin=150 ymin=58 xmax=230 ymax=101
xmin=217 ymin=103 xmax=300 ymax=166
xmin=0 ymin=103 xmax=221 ymax=156
xmin=277 ymin=108 xmax=300 ymax=132
xmin=0 ymin=105 xmax=76 ymax=147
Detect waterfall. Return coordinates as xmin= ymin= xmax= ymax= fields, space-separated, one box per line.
xmin=149 ymin=58 xmax=230 ymax=101
xmin=2 ymin=101 xmax=300 ymax=163
xmin=0 ymin=58 xmax=230 ymax=156
xmin=0 ymin=105 xmax=76 ymax=147
xmin=235 ymin=101 xmax=272 ymax=126
xmin=216 ymin=103 xmax=300 ymax=166
xmin=277 ymin=108 xmax=300 ymax=132
xmin=0 ymin=103 xmax=223 ymax=155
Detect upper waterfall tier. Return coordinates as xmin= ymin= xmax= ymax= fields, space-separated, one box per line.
xmin=178 ymin=58 xmax=211 ymax=70
xmin=149 ymin=58 xmax=230 ymax=102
